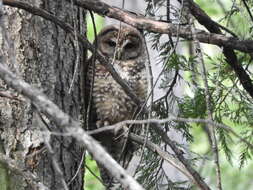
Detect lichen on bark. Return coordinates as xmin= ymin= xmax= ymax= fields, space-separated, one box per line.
xmin=0 ymin=1 xmax=86 ymax=189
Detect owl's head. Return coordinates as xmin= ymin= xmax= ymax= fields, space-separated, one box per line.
xmin=96 ymin=25 xmax=144 ymax=60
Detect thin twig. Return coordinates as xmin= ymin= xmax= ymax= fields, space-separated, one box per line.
xmin=85 ymin=163 xmax=104 ymax=185
xmin=152 ymin=122 xmax=211 ymax=190
xmin=43 ymin=131 xmax=69 ymax=190
xmin=0 ymin=90 xmax=22 ymax=101
xmin=185 ymin=2 xmax=222 ymax=188
xmin=132 ymin=36 xmax=154 ymax=178
xmin=88 ymin=116 xmax=253 ymax=150
xmin=68 ymin=0 xmax=81 ymax=94
xmin=241 ymin=0 xmax=253 ymax=25
xmin=68 ymin=151 xmax=85 ymax=185
xmin=73 ymin=0 xmax=253 ymax=53
xmin=196 ymin=29 xmax=223 ymax=190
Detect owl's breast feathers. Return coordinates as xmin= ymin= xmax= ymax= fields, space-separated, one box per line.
xmin=92 ymin=59 xmax=147 ymax=124
xmin=86 ymin=25 xmax=148 ymax=188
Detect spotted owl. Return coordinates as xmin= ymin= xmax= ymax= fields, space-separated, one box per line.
xmin=86 ymin=25 xmax=147 ymax=189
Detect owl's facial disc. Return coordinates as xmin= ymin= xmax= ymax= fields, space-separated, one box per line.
xmin=97 ymin=26 xmax=143 ymax=60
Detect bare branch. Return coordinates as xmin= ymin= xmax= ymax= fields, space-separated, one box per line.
xmin=88 ymin=116 xmax=253 ymax=150
xmin=180 ymin=0 xmax=237 ymax=37
xmin=73 ymin=0 xmax=253 ymax=53
xmin=0 ymin=63 xmax=144 ymax=190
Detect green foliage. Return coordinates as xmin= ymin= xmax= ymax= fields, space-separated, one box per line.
xmin=135 ymin=131 xmax=191 ymax=190
xmin=87 ymin=13 xmax=104 ymax=42
xmin=178 ymin=88 xmax=207 ymax=119
xmin=84 ymin=155 xmax=104 ymax=190
xmin=146 ymin=0 xmax=253 ymax=189
xmin=0 ymin=163 xmax=8 ymax=190
xmin=195 ymin=0 xmax=223 ymax=16
xmin=179 ymin=1 xmax=253 ymax=189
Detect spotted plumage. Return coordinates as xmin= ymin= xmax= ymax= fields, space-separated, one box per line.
xmin=86 ymin=25 xmax=147 ymax=189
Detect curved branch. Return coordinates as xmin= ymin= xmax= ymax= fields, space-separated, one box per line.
xmin=88 ymin=117 xmax=253 ymax=150
xmin=0 ymin=63 xmax=144 ymax=190
xmin=73 ymin=0 xmax=253 ymax=53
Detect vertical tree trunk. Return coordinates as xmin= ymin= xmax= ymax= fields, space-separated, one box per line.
xmin=0 ymin=1 xmax=86 ymax=189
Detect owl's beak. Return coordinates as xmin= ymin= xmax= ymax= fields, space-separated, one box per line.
xmin=116 ymin=48 xmax=123 ymax=60
xmin=116 ymin=39 xmax=131 ymax=60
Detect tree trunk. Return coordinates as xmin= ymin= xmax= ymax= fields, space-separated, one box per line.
xmin=0 ymin=1 xmax=86 ymax=189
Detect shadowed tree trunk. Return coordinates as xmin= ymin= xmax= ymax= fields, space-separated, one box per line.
xmin=0 ymin=1 xmax=86 ymax=189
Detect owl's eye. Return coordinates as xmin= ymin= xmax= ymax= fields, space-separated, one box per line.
xmin=125 ymin=42 xmax=136 ymax=49
xmin=107 ymin=40 xmax=116 ymax=47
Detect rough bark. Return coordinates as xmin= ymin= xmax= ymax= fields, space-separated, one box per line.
xmin=0 ymin=0 xmax=86 ymax=189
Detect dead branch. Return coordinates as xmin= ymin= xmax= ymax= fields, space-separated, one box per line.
xmin=74 ymin=0 xmax=253 ymax=53
xmin=88 ymin=116 xmax=253 ymax=150
xmin=0 ymin=63 xmax=144 ymax=190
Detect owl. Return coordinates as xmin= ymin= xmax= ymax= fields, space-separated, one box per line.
xmin=86 ymin=25 xmax=147 ymax=189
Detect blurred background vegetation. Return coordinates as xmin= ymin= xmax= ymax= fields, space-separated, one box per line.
xmin=84 ymin=0 xmax=253 ymax=189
